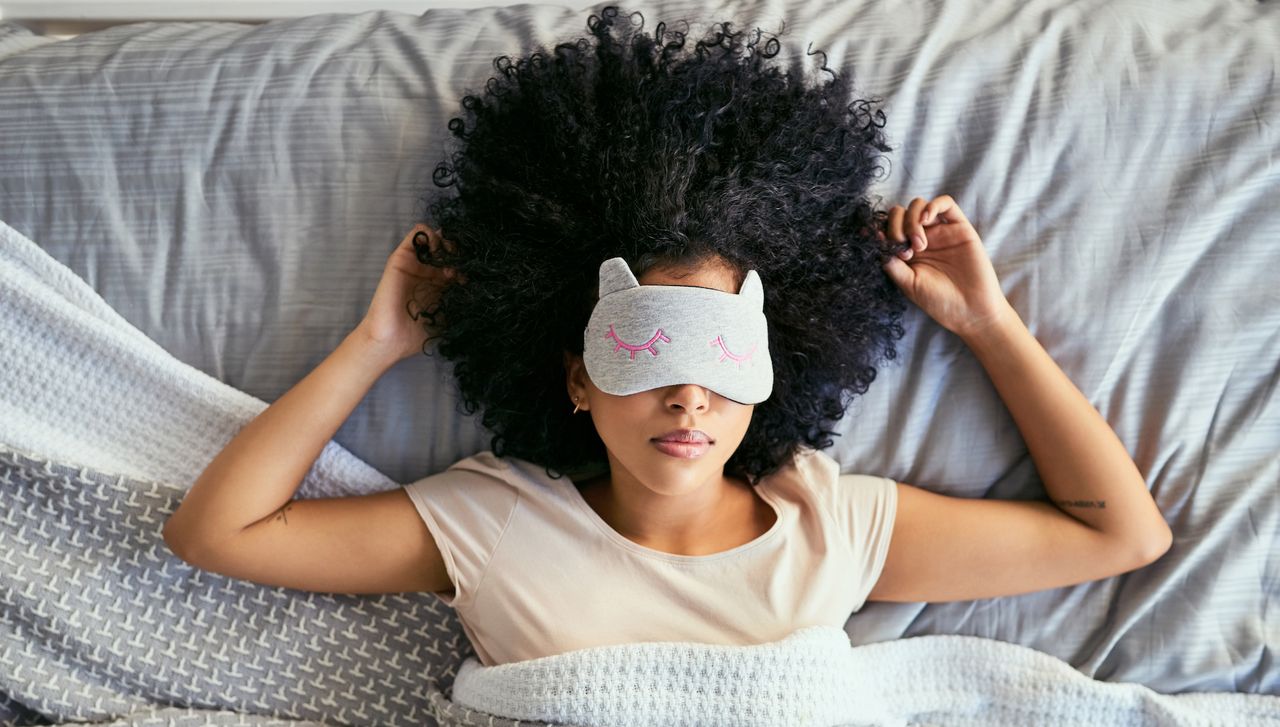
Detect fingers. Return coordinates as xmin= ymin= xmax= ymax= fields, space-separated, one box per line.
xmin=411 ymin=224 xmax=441 ymax=253
xmin=923 ymin=194 xmax=967 ymax=227
xmin=886 ymin=193 xmax=975 ymax=263
xmin=406 ymin=225 xmax=465 ymax=282
xmin=887 ymin=197 xmax=929 ymax=261
xmin=882 ymin=250 xmax=914 ymax=287
xmin=410 ymin=224 xmax=461 ymax=259
xmin=429 ymin=226 xmax=459 ymax=254
xmin=887 ymin=205 xmax=904 ymax=247
xmin=905 ymin=197 xmax=928 ymax=252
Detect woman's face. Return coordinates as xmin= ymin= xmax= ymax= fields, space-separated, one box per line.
xmin=563 ymin=258 xmax=755 ymax=493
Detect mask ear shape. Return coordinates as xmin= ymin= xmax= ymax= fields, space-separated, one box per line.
xmin=738 ymin=269 xmax=765 ymax=310
xmin=598 ymin=257 xmax=640 ymax=297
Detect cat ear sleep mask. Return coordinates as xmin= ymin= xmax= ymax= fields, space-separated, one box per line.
xmin=582 ymin=257 xmax=773 ymax=405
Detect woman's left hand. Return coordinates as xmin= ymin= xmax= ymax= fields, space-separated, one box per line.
xmin=357 ymin=224 xmax=464 ymax=362
xmin=881 ymin=195 xmax=1013 ymax=340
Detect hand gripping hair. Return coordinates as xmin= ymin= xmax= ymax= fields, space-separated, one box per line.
xmin=582 ymin=257 xmax=773 ymax=405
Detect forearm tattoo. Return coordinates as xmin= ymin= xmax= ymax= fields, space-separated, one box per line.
xmin=271 ymin=502 xmax=294 ymax=525
xmin=1055 ymin=499 xmax=1106 ymax=509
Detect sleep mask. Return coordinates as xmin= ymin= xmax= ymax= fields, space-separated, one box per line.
xmin=582 ymin=257 xmax=773 ymax=404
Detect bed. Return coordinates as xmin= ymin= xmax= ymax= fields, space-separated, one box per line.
xmin=0 ymin=0 xmax=1276 ymax=725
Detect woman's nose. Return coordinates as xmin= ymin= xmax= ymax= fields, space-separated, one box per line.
xmin=666 ymin=384 xmax=710 ymax=411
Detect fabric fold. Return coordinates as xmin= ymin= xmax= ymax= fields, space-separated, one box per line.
xmin=0 ymin=218 xmax=395 ymax=498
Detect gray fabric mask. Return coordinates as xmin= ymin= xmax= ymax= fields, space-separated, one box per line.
xmin=582 ymin=257 xmax=773 ymax=405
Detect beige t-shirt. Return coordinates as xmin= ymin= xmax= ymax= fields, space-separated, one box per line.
xmin=402 ymin=445 xmax=898 ymax=667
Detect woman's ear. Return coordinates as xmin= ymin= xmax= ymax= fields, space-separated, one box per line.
xmin=563 ymin=350 xmax=585 ymax=398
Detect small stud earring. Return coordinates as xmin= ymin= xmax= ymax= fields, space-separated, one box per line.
xmin=572 ymin=396 xmax=581 ymax=415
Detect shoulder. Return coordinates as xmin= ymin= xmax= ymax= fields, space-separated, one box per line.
xmin=408 ymin=449 xmax=548 ymax=480
xmin=407 ymin=450 xmax=566 ymax=499
xmin=445 ymin=450 xmax=513 ymax=477
xmin=781 ymin=447 xmax=896 ymax=529
xmin=786 ymin=446 xmax=891 ymax=496
xmin=403 ymin=450 xmax=517 ymax=497
xmin=775 ymin=445 xmax=840 ymax=492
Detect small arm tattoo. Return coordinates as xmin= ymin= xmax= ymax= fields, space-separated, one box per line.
xmin=1055 ymin=499 xmax=1106 ymax=509
xmin=271 ymin=502 xmax=294 ymax=525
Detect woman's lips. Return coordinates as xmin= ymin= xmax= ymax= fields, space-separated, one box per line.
xmin=651 ymin=440 xmax=711 ymax=458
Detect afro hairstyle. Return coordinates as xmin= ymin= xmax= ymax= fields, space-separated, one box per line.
xmin=409 ymin=4 xmax=911 ymax=486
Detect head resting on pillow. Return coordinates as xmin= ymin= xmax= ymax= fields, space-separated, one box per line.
xmin=410 ymin=4 xmax=909 ymax=485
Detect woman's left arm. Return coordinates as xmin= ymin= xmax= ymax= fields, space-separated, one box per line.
xmin=882 ymin=195 xmax=1172 ymax=553
xmin=960 ymin=303 xmax=1173 ymax=551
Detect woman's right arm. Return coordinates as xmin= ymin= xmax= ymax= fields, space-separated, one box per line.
xmin=169 ymin=487 xmax=454 ymax=596
xmin=162 ymin=326 xmax=453 ymax=596
xmin=162 ymin=327 xmax=395 ymax=552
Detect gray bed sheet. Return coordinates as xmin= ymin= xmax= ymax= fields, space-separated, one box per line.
xmin=0 ymin=0 xmax=1275 ymax=700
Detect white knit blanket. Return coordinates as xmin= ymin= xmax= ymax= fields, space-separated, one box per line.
xmin=3 ymin=219 xmax=1278 ymax=727
xmin=450 ymin=625 xmax=1279 ymax=727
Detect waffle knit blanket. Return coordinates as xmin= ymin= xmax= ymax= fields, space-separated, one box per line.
xmin=2 ymin=218 xmax=1278 ymax=726
xmin=450 ymin=625 xmax=1280 ymax=727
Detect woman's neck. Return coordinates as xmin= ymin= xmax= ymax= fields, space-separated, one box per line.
xmin=576 ymin=470 xmax=772 ymax=556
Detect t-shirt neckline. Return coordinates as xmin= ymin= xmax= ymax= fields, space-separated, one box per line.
xmin=558 ymin=474 xmax=784 ymax=563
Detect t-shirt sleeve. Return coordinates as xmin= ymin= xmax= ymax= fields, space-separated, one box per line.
xmin=401 ymin=452 xmax=520 ymax=610
xmin=835 ymin=472 xmax=899 ymax=612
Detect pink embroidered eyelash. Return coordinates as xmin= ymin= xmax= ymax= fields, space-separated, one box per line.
xmin=604 ymin=325 xmax=755 ymax=365
xmin=709 ymin=335 xmax=757 ymax=367
xmin=605 ymin=325 xmax=671 ymax=358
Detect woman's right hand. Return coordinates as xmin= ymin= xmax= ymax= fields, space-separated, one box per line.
xmin=358 ymin=224 xmax=464 ymax=362
xmin=881 ymin=194 xmax=1014 ymax=340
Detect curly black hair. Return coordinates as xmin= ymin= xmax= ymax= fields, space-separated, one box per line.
xmin=410 ymin=5 xmax=911 ymax=486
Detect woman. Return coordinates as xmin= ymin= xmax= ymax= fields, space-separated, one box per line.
xmin=162 ymin=5 xmax=1171 ymax=668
